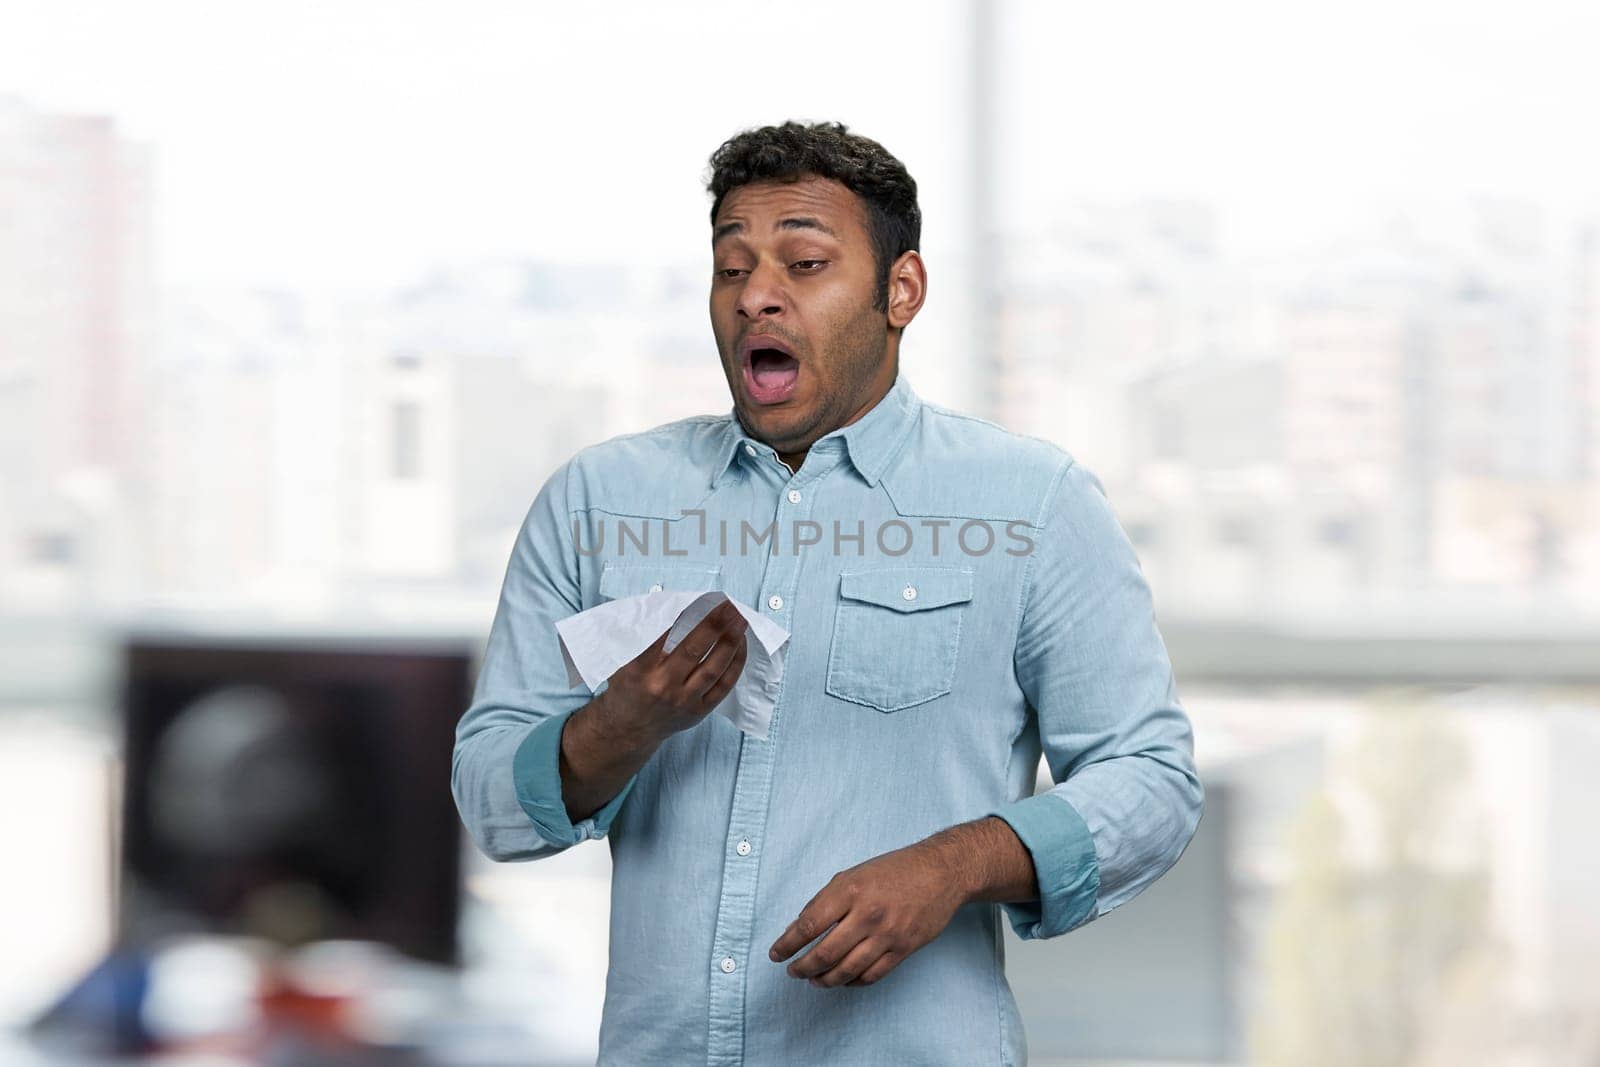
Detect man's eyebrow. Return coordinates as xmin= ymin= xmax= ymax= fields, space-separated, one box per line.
xmin=712 ymin=216 xmax=840 ymax=245
xmin=777 ymin=216 xmax=839 ymax=239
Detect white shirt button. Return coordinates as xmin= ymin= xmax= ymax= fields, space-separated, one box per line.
xmin=787 ymin=489 xmax=802 ymax=504
xmin=648 ymin=582 xmax=663 ymax=592
xmin=736 ymin=839 xmax=752 ymax=857
xmin=719 ymin=956 xmax=737 ymax=973
xmin=744 ymin=444 xmax=757 ymax=456
xmin=767 ymin=594 xmax=783 ymax=611
xmin=902 ymin=585 xmax=918 ymax=601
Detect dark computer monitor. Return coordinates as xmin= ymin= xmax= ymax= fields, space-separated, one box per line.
xmin=117 ymin=637 xmax=472 ymax=965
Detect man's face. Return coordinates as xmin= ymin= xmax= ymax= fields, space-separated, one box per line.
xmin=709 ymin=176 xmax=893 ymax=456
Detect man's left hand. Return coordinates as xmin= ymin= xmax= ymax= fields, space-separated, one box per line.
xmin=768 ymin=840 xmax=966 ymax=989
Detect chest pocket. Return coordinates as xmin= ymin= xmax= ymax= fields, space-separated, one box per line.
xmin=825 ymin=565 xmax=974 ymax=713
xmin=596 ymin=560 xmax=723 ymax=604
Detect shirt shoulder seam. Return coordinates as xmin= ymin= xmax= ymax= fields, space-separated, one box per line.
xmin=564 ymin=415 xmax=728 ymax=515
xmin=1033 ymin=454 xmax=1079 ymax=529
xmin=1014 ymin=454 xmax=1079 ymax=641
xmin=920 ymin=403 xmax=1079 ymax=456
xmin=571 ymin=413 xmax=727 ymax=457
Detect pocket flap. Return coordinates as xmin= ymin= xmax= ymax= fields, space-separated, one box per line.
xmin=838 ymin=566 xmax=974 ymax=612
xmin=599 ymin=561 xmax=722 ymax=600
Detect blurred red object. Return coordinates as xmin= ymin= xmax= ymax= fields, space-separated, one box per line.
xmin=256 ymin=961 xmax=357 ymax=1049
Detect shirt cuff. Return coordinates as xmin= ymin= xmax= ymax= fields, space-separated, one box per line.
xmin=989 ymin=791 xmax=1100 ymax=939
xmin=512 ymin=708 xmax=636 ymax=847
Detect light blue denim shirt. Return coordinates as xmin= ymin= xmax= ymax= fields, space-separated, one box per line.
xmin=452 ymin=369 xmax=1203 ymax=1066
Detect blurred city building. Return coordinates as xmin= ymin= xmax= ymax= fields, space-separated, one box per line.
xmin=993 ymin=198 xmax=1600 ymax=619
xmin=0 ymin=95 xmax=154 ymax=611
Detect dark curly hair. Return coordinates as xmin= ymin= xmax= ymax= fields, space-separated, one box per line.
xmin=705 ymin=121 xmax=921 ymax=313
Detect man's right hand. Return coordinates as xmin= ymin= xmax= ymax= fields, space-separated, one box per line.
xmin=593 ymin=596 xmax=752 ymax=745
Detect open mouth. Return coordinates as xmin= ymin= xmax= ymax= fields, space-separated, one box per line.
xmin=741 ymin=339 xmax=800 ymax=405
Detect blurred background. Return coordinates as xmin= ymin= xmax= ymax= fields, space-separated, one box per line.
xmin=3 ymin=0 xmax=1599 ymax=1063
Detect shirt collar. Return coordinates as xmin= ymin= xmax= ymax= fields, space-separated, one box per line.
xmin=710 ymin=368 xmax=921 ymax=490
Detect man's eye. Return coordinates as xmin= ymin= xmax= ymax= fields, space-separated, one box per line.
xmin=792 ymin=260 xmax=826 ymax=271
xmin=717 ymin=268 xmax=747 ymax=278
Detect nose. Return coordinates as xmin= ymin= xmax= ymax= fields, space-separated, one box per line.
xmin=735 ymin=257 xmax=785 ymax=320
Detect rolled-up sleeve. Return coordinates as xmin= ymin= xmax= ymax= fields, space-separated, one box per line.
xmin=990 ymin=458 xmax=1204 ymax=939
xmin=451 ymin=456 xmax=636 ymax=861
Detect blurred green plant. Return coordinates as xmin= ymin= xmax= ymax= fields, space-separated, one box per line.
xmin=1249 ymin=693 xmax=1510 ymax=1067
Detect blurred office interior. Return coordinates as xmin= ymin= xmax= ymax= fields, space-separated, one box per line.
xmin=3 ymin=1 xmax=1599 ymax=1063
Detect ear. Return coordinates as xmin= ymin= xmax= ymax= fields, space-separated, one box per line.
xmin=885 ymin=250 xmax=927 ymax=330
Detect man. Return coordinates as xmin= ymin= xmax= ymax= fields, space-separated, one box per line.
xmin=453 ymin=120 xmax=1203 ymax=1066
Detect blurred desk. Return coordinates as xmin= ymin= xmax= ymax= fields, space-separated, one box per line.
xmin=6 ymin=1019 xmax=592 ymax=1066
xmin=7 ymin=938 xmax=593 ymax=1067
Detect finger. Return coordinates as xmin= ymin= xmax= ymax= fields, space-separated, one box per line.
xmin=844 ymin=950 xmax=904 ymax=988
xmin=770 ymin=891 xmax=850 ymax=963
xmin=661 ymin=599 xmax=740 ymax=681
xmin=686 ymin=627 xmax=748 ymax=703
xmin=787 ymin=915 xmax=869 ymax=980
xmin=809 ymin=936 xmax=887 ymax=989
xmin=709 ymin=634 xmax=749 ymax=693
xmin=677 ymin=605 xmax=746 ymax=687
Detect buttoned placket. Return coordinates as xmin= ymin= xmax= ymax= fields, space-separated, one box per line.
xmin=704 ymin=442 xmax=842 ymax=1067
